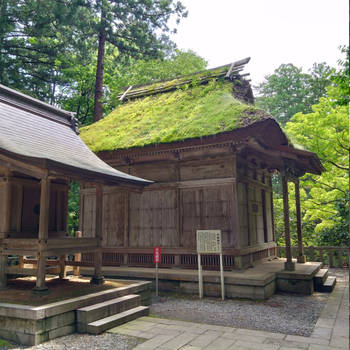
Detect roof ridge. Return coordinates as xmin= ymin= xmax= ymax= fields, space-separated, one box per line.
xmin=0 ymin=84 xmax=79 ymax=134
xmin=118 ymin=57 xmax=251 ymax=102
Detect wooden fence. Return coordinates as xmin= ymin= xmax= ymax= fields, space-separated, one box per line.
xmin=277 ymin=246 xmax=349 ymax=268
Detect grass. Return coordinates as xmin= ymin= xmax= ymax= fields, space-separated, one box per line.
xmin=0 ymin=339 xmax=14 ymax=349
xmin=80 ymin=79 xmax=266 ymax=153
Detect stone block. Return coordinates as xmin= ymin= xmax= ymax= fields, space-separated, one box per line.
xmin=44 ymin=311 xmax=75 ymax=332
xmin=48 ymin=324 xmax=75 ymax=340
xmin=276 ymin=277 xmax=314 ymax=295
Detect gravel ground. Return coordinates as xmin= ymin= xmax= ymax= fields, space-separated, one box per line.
xmin=150 ymin=268 xmax=348 ymax=337
xmin=150 ymin=291 xmax=327 ymax=336
xmin=11 ymin=333 xmax=142 ymax=350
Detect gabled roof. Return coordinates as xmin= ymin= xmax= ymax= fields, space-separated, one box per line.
xmin=0 ymin=84 xmax=151 ymax=186
xmin=79 ymin=59 xmax=324 ymax=176
xmin=80 ymin=59 xmax=265 ymax=153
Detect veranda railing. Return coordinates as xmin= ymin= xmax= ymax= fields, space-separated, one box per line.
xmin=277 ymin=246 xmax=349 ymax=268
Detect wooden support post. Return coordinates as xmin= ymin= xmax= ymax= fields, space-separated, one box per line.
xmin=91 ymin=184 xmax=104 ymax=285
xmin=18 ymin=256 xmax=24 ymax=268
xmin=0 ymin=175 xmax=11 ymax=288
xmin=295 ymin=179 xmax=306 ymax=263
xmin=33 ymin=177 xmax=50 ymax=294
xmin=282 ymin=175 xmax=295 ymax=271
xmin=59 ymin=255 xmax=67 ymax=279
xmin=73 ymin=231 xmax=82 ymax=276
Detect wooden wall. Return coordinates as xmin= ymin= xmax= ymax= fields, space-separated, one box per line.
xmin=236 ymin=156 xmax=274 ymax=248
xmin=81 ymin=146 xmax=247 ymax=250
xmin=80 ymin=145 xmax=275 ymax=253
xmin=0 ymin=171 xmax=68 ymax=238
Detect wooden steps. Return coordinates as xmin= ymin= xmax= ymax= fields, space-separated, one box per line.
xmin=77 ymin=294 xmax=149 ymax=334
xmin=313 ymin=268 xmax=336 ymax=293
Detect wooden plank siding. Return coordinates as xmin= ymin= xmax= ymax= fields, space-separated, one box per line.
xmin=80 ymin=145 xmax=276 ymax=268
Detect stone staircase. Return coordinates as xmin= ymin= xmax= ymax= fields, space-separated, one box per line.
xmin=77 ymin=294 xmax=149 ymax=334
xmin=314 ymin=268 xmax=336 ymax=292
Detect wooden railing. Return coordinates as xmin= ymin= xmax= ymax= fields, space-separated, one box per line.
xmin=277 ymin=246 xmax=349 ymax=268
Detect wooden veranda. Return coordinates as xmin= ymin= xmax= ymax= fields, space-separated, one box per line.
xmin=0 ymin=84 xmax=151 ymax=293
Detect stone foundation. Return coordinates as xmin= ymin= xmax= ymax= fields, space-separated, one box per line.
xmin=0 ymin=280 xmax=151 ymax=346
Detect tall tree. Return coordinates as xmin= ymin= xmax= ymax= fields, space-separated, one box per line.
xmin=87 ymin=0 xmax=187 ymax=122
xmin=273 ymin=49 xmax=349 ymax=247
xmin=255 ymin=63 xmax=332 ymax=125
xmin=60 ymin=49 xmax=206 ymax=125
xmin=0 ymin=0 xmax=94 ymax=103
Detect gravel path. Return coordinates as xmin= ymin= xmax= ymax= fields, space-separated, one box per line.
xmin=150 ymin=291 xmax=328 ymax=336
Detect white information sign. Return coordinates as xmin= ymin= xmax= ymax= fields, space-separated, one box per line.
xmin=196 ymin=230 xmax=225 ymax=300
xmin=196 ymin=230 xmax=222 ymax=254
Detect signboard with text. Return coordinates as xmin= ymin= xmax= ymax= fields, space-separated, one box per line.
xmin=196 ymin=230 xmax=224 ymax=300
xmin=196 ymin=230 xmax=222 ymax=254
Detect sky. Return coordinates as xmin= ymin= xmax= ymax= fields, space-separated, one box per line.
xmin=170 ymin=0 xmax=349 ymax=86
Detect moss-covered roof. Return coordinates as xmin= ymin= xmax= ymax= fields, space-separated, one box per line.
xmin=80 ymin=78 xmax=269 ymax=153
xmin=80 ymin=57 xmax=267 ymax=152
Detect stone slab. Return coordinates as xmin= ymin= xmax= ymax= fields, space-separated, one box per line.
xmin=77 ymin=294 xmax=140 ymax=324
xmin=87 ymin=305 xmax=149 ymax=335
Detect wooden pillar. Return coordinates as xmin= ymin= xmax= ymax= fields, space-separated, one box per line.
xmin=0 ymin=175 xmax=11 ymax=288
xmin=295 ymin=179 xmax=306 ymax=263
xmin=91 ymin=184 xmax=104 ymax=285
xmin=73 ymin=231 xmax=82 ymax=276
xmin=282 ymin=174 xmax=295 ymax=271
xmin=59 ymin=255 xmax=67 ymax=279
xmin=33 ymin=177 xmax=50 ymax=294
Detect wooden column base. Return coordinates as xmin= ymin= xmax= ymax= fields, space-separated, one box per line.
xmin=90 ymin=276 xmax=104 ymax=285
xmin=284 ymin=261 xmax=296 ymax=271
xmin=0 ymin=255 xmax=8 ymax=289
xmin=297 ymin=255 xmax=307 ymax=263
xmin=32 ymin=287 xmax=49 ymax=295
xmin=59 ymin=255 xmax=67 ymax=279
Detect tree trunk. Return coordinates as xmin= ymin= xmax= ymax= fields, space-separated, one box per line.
xmin=93 ymin=30 xmax=106 ymax=122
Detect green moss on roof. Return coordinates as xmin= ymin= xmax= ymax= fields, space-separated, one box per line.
xmin=80 ymin=79 xmax=265 ymax=153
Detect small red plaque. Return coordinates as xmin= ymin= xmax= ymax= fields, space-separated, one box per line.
xmin=153 ymin=246 xmax=161 ymax=263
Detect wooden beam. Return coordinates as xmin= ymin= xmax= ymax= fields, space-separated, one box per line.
xmin=282 ymin=175 xmax=295 ymax=271
xmin=0 ymin=154 xmax=46 ymax=179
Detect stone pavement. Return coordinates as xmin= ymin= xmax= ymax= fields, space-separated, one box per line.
xmin=108 ymin=280 xmax=349 ymax=350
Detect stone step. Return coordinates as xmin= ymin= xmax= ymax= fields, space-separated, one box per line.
xmin=77 ymin=294 xmax=140 ymax=332
xmin=316 ymin=276 xmax=337 ymax=293
xmin=314 ymin=268 xmax=328 ymax=287
xmin=87 ymin=305 xmax=149 ymax=335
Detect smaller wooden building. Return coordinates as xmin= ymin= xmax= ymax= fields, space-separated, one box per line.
xmin=0 ymin=84 xmax=150 ymax=293
xmin=80 ymin=58 xmax=324 ymax=271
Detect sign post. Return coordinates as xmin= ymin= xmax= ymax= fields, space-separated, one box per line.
xmin=196 ymin=230 xmax=225 ymax=300
xmin=153 ymin=246 xmax=161 ymax=297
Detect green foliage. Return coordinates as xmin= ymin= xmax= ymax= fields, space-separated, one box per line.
xmin=255 ymin=62 xmax=332 ymax=126
xmin=274 ymin=49 xmax=349 ymax=247
xmin=0 ymin=0 xmax=188 ymax=120
xmin=0 ymin=0 xmax=93 ymax=103
xmin=0 ymin=338 xmax=13 ymax=349
xmin=63 ymin=49 xmax=207 ymax=125
xmin=80 ymin=79 xmax=265 ymax=152
xmin=68 ymin=181 xmax=80 ymax=236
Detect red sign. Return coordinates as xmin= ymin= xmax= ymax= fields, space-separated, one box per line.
xmin=153 ymin=246 xmax=161 ymax=263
